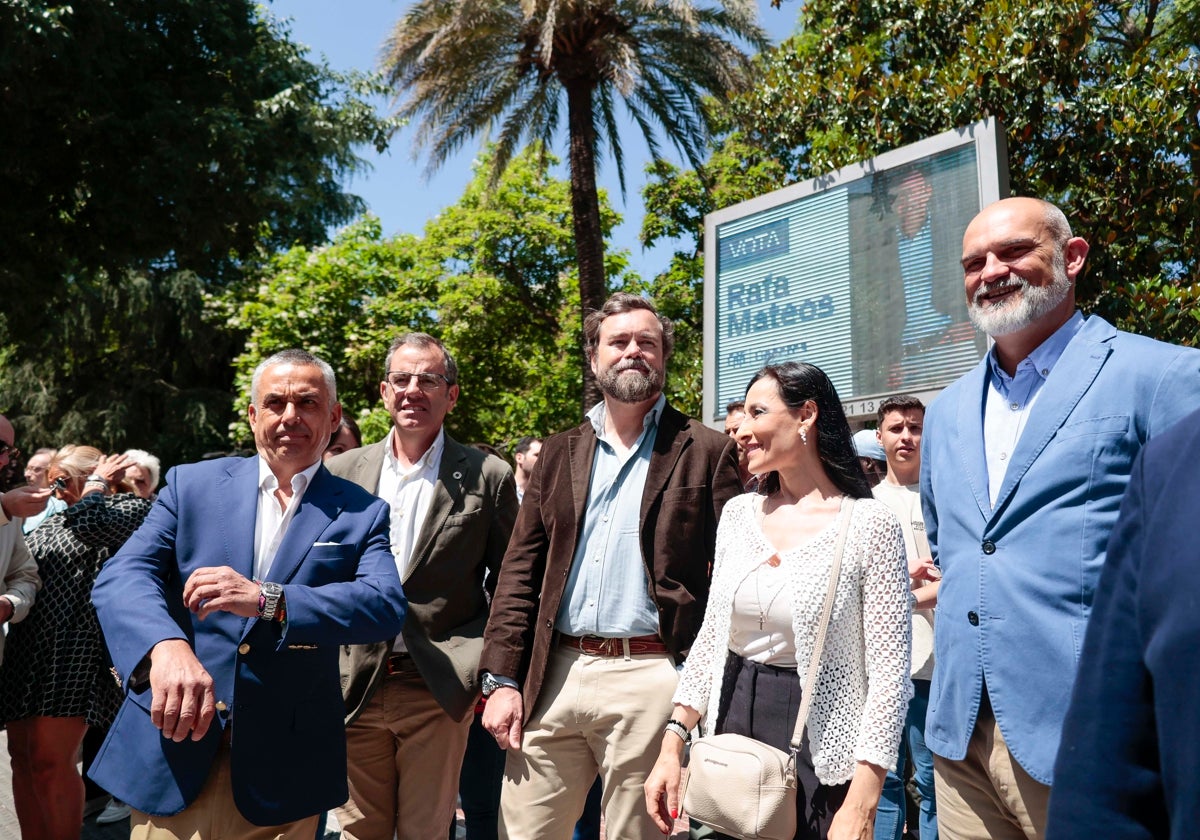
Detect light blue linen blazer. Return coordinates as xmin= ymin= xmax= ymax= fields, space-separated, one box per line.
xmin=920 ymin=314 xmax=1200 ymax=784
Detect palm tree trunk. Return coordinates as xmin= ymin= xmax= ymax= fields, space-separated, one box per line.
xmin=566 ymin=79 xmax=608 ymax=413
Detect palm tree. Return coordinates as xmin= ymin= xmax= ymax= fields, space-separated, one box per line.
xmin=381 ymin=0 xmax=767 ymax=409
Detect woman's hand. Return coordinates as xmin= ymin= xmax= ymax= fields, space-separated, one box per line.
xmin=828 ymin=761 xmax=886 ymax=840
xmin=94 ymin=452 xmax=135 ymax=486
xmin=644 ymin=737 xmax=685 ymax=835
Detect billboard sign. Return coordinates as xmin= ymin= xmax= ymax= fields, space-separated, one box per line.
xmin=703 ymin=119 xmax=1009 ymax=423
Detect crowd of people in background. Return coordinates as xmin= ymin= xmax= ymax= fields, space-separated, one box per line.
xmin=0 ymin=194 xmax=1196 ymax=840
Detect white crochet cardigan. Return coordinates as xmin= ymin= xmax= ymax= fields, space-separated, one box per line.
xmin=674 ymin=493 xmax=913 ymax=785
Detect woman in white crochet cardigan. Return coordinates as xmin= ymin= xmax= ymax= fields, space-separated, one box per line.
xmin=645 ymin=362 xmax=912 ymax=840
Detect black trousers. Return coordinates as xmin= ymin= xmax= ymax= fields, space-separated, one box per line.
xmin=709 ymin=653 xmax=850 ymax=840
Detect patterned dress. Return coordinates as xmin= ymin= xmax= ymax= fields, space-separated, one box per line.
xmin=0 ymin=492 xmax=151 ymax=727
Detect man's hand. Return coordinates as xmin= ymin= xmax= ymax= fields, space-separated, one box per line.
xmin=183 ymin=566 xmax=261 ymax=620
xmin=0 ymin=596 xmax=13 ymax=624
xmin=482 ymin=686 xmax=524 ymax=750
xmin=0 ymin=486 xmax=51 ymax=519
xmin=149 ymin=639 xmax=215 ymax=742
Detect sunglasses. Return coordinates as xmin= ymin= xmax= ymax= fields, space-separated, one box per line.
xmin=51 ymin=476 xmax=71 ymax=492
xmin=0 ymin=442 xmax=18 ymax=458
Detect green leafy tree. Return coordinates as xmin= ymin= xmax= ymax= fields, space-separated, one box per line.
xmin=379 ymin=0 xmax=766 ymax=410
xmin=228 ymin=147 xmax=628 ymax=451
xmin=1 ymin=0 xmax=396 ymax=309
xmin=0 ymin=1 xmax=399 ymax=465
xmin=0 ymin=269 xmax=242 ymax=465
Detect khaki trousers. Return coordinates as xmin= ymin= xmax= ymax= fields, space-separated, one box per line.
xmin=130 ymin=738 xmax=318 ymax=840
xmin=499 ymin=644 xmax=678 ymax=840
xmin=933 ymin=697 xmax=1051 ymax=840
xmin=335 ymin=664 xmax=472 ymax=840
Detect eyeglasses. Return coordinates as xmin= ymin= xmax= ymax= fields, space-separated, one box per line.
xmin=0 ymin=442 xmax=18 ymax=458
xmin=51 ymin=476 xmax=70 ymax=493
xmin=385 ymin=370 xmax=452 ymax=392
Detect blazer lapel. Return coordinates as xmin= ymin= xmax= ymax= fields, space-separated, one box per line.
xmin=215 ymin=458 xmax=259 ymax=579
xmin=640 ymin=405 xmax=688 ymax=525
xmin=568 ymin=425 xmax=598 ymax=538
xmin=405 ymin=437 xmax=468 ymax=582
xmin=352 ymin=442 xmax=387 ymax=494
xmin=265 ymin=467 xmax=343 ymax=589
xmin=954 ymin=360 xmax=993 ymax=522
xmin=989 ymin=317 xmax=1114 ymax=520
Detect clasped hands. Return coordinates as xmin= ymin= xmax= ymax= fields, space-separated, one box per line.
xmin=147 ymin=566 xmax=262 ymax=742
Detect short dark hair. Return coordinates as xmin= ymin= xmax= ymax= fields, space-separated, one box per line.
xmin=747 ymin=362 xmax=872 ymax=500
xmin=385 ymin=333 xmax=458 ymax=385
xmin=725 ymin=400 xmax=745 ymax=415
xmin=876 ymin=394 xmax=925 ymax=423
xmin=582 ymin=292 xmax=674 ymax=361
xmin=327 ymin=414 xmax=363 ymax=450
xmin=514 ymin=436 xmax=541 ymax=457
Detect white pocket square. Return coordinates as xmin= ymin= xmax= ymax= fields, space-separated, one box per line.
xmin=313 ymin=541 xmax=342 ymax=547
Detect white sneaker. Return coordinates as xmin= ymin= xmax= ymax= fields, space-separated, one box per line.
xmin=95 ymin=798 xmax=132 ymax=824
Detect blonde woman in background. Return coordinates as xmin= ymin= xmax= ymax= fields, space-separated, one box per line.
xmin=0 ymin=446 xmax=150 ymax=839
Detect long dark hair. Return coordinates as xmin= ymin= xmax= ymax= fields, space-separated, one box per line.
xmin=747 ymin=362 xmax=873 ymax=500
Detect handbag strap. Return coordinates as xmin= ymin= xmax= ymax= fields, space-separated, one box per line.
xmin=788 ymin=495 xmax=855 ymax=752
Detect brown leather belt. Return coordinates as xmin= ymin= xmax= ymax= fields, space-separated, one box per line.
xmin=559 ymin=633 xmax=669 ymax=657
xmin=387 ymin=652 xmax=417 ymax=675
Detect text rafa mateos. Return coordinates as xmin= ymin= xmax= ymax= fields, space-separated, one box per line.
xmin=725 ymin=273 xmax=834 ymax=338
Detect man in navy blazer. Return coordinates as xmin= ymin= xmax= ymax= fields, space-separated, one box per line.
xmin=920 ymin=197 xmax=1200 ymax=838
xmin=89 ymin=349 xmax=407 ymax=836
xmin=1047 ymin=409 xmax=1200 ymax=839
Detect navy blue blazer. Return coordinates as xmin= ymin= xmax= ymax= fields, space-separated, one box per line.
xmin=88 ymin=456 xmax=406 ymax=825
xmin=1048 ymin=411 xmax=1200 ymax=838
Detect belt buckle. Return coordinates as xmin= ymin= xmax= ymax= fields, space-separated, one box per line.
xmin=579 ymin=634 xmax=614 ymax=656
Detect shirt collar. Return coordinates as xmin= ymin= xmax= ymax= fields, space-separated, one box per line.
xmin=257 ymin=456 xmax=322 ymax=495
xmin=986 ymin=309 xmax=1084 ymax=389
xmin=384 ymin=427 xmax=445 ymax=474
xmin=585 ymin=393 xmax=666 ymax=441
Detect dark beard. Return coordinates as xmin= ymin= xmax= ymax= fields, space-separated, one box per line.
xmin=598 ymin=360 xmax=664 ymax=404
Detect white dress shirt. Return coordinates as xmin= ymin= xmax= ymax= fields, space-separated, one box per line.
xmin=377 ymin=428 xmax=444 ymax=650
xmin=983 ymin=311 xmax=1084 ymax=504
xmin=253 ymin=458 xmax=322 ymax=582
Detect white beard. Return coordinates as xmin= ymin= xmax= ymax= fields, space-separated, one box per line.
xmin=968 ymin=262 xmax=1071 ymax=337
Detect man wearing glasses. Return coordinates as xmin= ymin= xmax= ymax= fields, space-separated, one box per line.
xmin=328 ymin=332 xmax=519 ymax=840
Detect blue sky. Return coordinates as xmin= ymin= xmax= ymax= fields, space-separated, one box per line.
xmin=267 ymin=0 xmax=799 ymax=280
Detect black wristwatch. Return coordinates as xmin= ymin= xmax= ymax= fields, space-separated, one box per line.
xmin=259 ymin=581 xmax=284 ymax=621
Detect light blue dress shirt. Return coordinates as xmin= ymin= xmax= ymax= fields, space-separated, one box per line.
xmin=555 ymin=394 xmax=665 ymax=637
xmin=983 ymin=310 xmax=1084 ymax=504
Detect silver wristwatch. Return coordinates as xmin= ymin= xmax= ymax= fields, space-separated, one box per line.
xmin=481 ymin=672 xmax=504 ymax=697
xmin=259 ymin=581 xmax=284 ymax=621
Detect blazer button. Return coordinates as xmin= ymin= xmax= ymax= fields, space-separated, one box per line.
xmin=238 ymin=643 xmax=250 ymax=655
xmin=981 ymin=540 xmax=996 ymax=555
xmin=215 ymin=701 xmax=228 ymax=712
xmin=968 ymin=611 xmax=980 ymax=626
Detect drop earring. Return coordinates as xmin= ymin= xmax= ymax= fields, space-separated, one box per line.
xmin=800 ymin=428 xmax=808 ymax=446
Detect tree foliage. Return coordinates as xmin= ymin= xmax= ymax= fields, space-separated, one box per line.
xmin=0 ymin=0 xmax=395 ymax=307
xmin=227 ymin=147 xmax=629 ymax=452
xmin=378 ymin=0 xmax=767 ymax=409
xmin=642 ymin=0 xmax=1200 ymax=356
xmin=0 ymin=1 xmax=398 ymax=465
